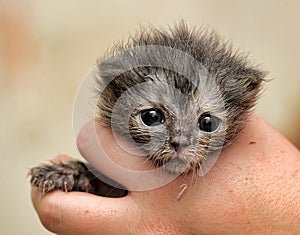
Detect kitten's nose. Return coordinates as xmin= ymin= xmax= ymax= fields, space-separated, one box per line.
xmin=170 ymin=141 xmax=189 ymax=152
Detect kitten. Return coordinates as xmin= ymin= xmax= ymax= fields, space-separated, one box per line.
xmin=29 ymin=22 xmax=266 ymax=196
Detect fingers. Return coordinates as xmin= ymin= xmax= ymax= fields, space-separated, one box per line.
xmin=30 ymin=155 xmax=133 ymax=235
xmin=31 ymin=188 xmax=132 ymax=235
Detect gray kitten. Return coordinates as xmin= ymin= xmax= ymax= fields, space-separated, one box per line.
xmin=29 ymin=22 xmax=266 ymax=196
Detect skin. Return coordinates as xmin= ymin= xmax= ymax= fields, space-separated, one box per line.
xmin=31 ymin=114 xmax=300 ymax=235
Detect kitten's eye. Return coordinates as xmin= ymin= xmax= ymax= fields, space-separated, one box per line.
xmin=198 ymin=113 xmax=220 ymax=132
xmin=140 ymin=109 xmax=165 ymax=126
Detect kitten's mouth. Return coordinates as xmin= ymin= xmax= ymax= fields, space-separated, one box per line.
xmin=170 ymin=156 xmax=188 ymax=165
xmin=163 ymin=155 xmax=190 ymax=174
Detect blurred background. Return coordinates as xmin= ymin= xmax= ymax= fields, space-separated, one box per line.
xmin=0 ymin=0 xmax=299 ymax=234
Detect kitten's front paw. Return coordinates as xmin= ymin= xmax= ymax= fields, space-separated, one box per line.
xmin=29 ymin=161 xmax=93 ymax=195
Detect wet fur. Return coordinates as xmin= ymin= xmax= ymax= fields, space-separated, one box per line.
xmin=96 ymin=21 xmax=266 ymax=174
xmin=30 ymin=21 xmax=266 ymax=194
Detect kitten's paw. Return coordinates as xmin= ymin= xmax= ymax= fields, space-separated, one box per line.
xmin=29 ymin=161 xmax=93 ymax=195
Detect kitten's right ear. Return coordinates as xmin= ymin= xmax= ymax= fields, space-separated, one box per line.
xmin=95 ymin=46 xmax=139 ymax=94
xmin=94 ymin=57 xmax=121 ymax=94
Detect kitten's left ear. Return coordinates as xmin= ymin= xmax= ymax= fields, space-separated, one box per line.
xmin=245 ymin=68 xmax=269 ymax=92
xmin=221 ymin=65 xmax=268 ymax=116
xmin=242 ymin=67 xmax=269 ymax=106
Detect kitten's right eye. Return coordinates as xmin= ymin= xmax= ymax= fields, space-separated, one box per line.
xmin=140 ymin=109 xmax=165 ymax=126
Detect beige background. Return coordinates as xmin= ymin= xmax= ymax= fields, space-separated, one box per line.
xmin=0 ymin=0 xmax=299 ymax=234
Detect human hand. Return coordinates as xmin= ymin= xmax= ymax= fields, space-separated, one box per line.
xmin=31 ymin=114 xmax=300 ymax=234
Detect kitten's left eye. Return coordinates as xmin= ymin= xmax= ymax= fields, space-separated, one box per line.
xmin=198 ymin=113 xmax=220 ymax=132
xmin=140 ymin=109 xmax=165 ymax=126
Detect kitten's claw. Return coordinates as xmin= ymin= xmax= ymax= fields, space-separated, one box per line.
xmin=29 ymin=161 xmax=93 ymax=195
xmin=29 ymin=160 xmax=128 ymax=197
xmin=63 ymin=181 xmax=70 ymax=192
xmin=42 ymin=180 xmax=55 ymax=195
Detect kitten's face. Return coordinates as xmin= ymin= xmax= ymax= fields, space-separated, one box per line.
xmin=102 ymin=69 xmax=228 ymax=174
xmin=95 ymin=23 xmax=265 ymax=174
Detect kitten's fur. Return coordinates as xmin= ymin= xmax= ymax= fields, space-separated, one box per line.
xmin=29 ymin=22 xmax=266 ymax=196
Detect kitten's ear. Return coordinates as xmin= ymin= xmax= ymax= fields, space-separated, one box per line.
xmin=243 ymin=67 xmax=268 ymax=100
xmin=221 ymin=67 xmax=268 ymax=144
xmin=94 ymin=57 xmax=122 ymax=94
xmin=95 ymin=48 xmax=142 ymax=94
xmin=245 ymin=68 xmax=268 ymax=93
xmin=221 ymin=66 xmax=268 ymax=115
xmin=94 ymin=57 xmax=124 ymax=127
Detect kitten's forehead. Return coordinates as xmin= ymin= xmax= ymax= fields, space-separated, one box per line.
xmin=131 ymin=69 xmax=225 ymax=118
